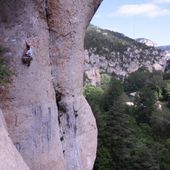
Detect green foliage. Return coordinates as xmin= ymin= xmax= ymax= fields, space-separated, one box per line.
xmin=84 ymin=69 xmax=170 ymax=170
xmin=134 ymin=87 xmax=156 ymax=124
xmin=84 ymin=85 xmax=103 ymax=105
xmin=124 ymin=69 xmax=165 ymax=105
xmin=94 ymin=147 xmax=113 ymax=170
xmin=161 ymin=80 xmax=170 ymax=102
xmin=84 ymin=26 xmax=128 ymax=58
xmin=100 ymin=73 xmax=111 ymax=89
xmin=84 ymin=25 xmax=160 ymax=62
xmin=0 ymin=46 xmax=12 ymax=85
xmin=101 ymin=77 xmax=123 ymax=111
xmin=124 ymin=68 xmax=151 ymax=92
xmin=150 ymin=104 xmax=170 ymax=139
xmin=84 ymin=85 xmax=104 ymax=118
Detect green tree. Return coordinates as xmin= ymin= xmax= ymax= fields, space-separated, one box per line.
xmin=124 ymin=68 xmax=150 ymax=93
xmin=85 ymin=69 xmax=170 ymax=170
xmin=134 ymin=87 xmax=156 ymax=124
xmin=101 ymin=77 xmax=123 ymax=111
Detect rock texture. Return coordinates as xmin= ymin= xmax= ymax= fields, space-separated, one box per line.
xmin=85 ymin=68 xmax=101 ymax=86
xmin=0 ymin=1 xmax=65 ymax=169
xmin=84 ymin=25 xmax=170 ymax=80
xmin=0 ymin=109 xmax=30 ymax=170
xmin=48 ymin=1 xmax=101 ymax=169
xmin=136 ymin=38 xmax=157 ymax=47
xmin=84 ymin=49 xmax=167 ymax=77
xmin=0 ymin=0 xmax=102 ymax=170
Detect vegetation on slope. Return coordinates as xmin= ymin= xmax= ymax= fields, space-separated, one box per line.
xmin=85 ymin=25 xmax=162 ymax=55
xmin=0 ymin=46 xmax=12 ymax=100
xmin=0 ymin=46 xmax=11 ymax=85
xmin=84 ymin=68 xmax=170 ymax=170
xmin=84 ymin=25 xmax=164 ymax=70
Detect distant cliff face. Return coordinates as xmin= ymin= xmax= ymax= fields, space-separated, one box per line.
xmin=136 ymin=38 xmax=157 ymax=47
xmin=0 ymin=1 xmax=102 ymax=170
xmin=84 ymin=25 xmax=170 ymax=82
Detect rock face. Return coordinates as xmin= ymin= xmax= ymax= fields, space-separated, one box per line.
xmin=0 ymin=0 xmax=102 ymax=170
xmin=47 ymin=1 xmax=101 ymax=169
xmin=0 ymin=109 xmax=30 ymax=170
xmin=84 ymin=49 xmax=167 ymax=78
xmin=85 ymin=68 xmax=101 ymax=86
xmin=136 ymin=38 xmax=157 ymax=47
xmin=84 ymin=25 xmax=169 ymax=79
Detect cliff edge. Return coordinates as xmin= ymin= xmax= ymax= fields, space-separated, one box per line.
xmin=0 ymin=0 xmax=102 ymax=169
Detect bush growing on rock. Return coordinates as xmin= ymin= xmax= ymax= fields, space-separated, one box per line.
xmin=0 ymin=47 xmax=12 ymax=85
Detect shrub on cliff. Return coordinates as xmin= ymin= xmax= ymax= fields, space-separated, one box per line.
xmin=0 ymin=46 xmax=12 ymax=85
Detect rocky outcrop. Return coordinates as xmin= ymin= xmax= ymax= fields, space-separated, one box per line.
xmin=0 ymin=109 xmax=30 ymax=170
xmin=84 ymin=26 xmax=170 ymax=79
xmin=136 ymin=38 xmax=157 ymax=47
xmin=85 ymin=68 xmax=101 ymax=86
xmin=48 ymin=1 xmax=101 ymax=169
xmin=85 ymin=49 xmax=167 ymax=77
xmin=0 ymin=0 xmax=102 ymax=170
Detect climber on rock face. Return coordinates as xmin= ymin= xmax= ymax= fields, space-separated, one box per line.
xmin=25 ymin=44 xmax=33 ymax=59
xmin=22 ymin=43 xmax=33 ymax=67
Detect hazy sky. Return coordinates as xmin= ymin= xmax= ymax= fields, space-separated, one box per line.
xmin=91 ymin=0 xmax=170 ymax=45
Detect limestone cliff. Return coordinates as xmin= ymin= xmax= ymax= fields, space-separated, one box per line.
xmin=0 ymin=109 xmax=30 ymax=170
xmin=84 ymin=25 xmax=168 ymax=79
xmin=0 ymin=0 xmax=102 ymax=169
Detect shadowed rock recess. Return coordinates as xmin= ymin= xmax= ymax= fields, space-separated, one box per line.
xmin=0 ymin=0 xmax=102 ymax=170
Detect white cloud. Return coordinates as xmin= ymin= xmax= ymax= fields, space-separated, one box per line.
xmin=110 ymin=3 xmax=170 ymax=18
xmin=153 ymin=0 xmax=170 ymax=3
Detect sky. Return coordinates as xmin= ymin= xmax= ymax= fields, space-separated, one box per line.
xmin=91 ymin=0 xmax=170 ymax=46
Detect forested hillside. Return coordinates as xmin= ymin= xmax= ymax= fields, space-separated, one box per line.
xmin=84 ymin=25 xmax=168 ymax=77
xmin=84 ymin=68 xmax=170 ymax=170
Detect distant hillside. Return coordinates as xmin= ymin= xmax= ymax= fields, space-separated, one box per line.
xmin=84 ymin=25 xmax=167 ymax=77
xmin=85 ymin=25 xmax=153 ymax=58
xmin=158 ymin=45 xmax=170 ymax=51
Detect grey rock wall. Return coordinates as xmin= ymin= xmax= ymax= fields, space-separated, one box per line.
xmin=0 ymin=109 xmax=30 ymax=170
xmin=0 ymin=0 xmax=102 ymax=169
xmin=48 ymin=1 xmax=101 ymax=169
xmin=0 ymin=1 xmax=65 ymax=169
